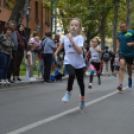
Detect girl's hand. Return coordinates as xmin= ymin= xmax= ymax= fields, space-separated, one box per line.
xmin=30 ymin=64 xmax=33 ymax=67
xmin=67 ymin=34 xmax=74 ymax=44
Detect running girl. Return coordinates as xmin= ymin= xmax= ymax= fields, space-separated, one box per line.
xmin=87 ymin=38 xmax=102 ymax=89
xmin=54 ymin=18 xmax=86 ymax=109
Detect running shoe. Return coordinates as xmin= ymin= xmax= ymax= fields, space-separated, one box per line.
xmin=117 ymin=85 xmax=122 ymax=91
xmin=0 ymin=80 xmax=6 ymax=84
xmin=26 ymin=78 xmax=33 ymax=82
xmin=98 ymin=78 xmax=101 ymax=85
xmin=5 ymin=79 xmax=10 ymax=84
xmin=88 ymin=83 xmax=92 ymax=89
xmin=79 ymin=96 xmax=85 ymax=109
xmin=62 ymin=92 xmax=71 ymax=103
xmin=17 ymin=78 xmax=23 ymax=82
xmin=128 ymin=77 xmax=132 ymax=88
xmin=13 ymin=78 xmax=18 ymax=83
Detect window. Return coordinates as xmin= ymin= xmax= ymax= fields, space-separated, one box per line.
xmin=35 ymin=1 xmax=38 ymax=19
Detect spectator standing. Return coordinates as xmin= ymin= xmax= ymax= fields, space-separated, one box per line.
xmin=42 ymin=32 xmax=57 ymax=83
xmin=51 ymin=34 xmax=61 ymax=74
xmin=25 ymin=44 xmax=34 ymax=82
xmin=13 ymin=24 xmax=27 ymax=82
xmin=7 ymin=20 xmax=18 ymax=83
xmin=0 ymin=26 xmax=14 ymax=84
xmin=29 ymin=31 xmax=41 ymax=80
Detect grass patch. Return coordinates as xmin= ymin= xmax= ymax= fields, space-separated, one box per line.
xmin=20 ymin=71 xmax=38 ymax=76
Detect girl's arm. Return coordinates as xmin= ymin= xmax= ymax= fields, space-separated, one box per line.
xmin=27 ymin=55 xmax=32 ymax=67
xmin=95 ymin=47 xmax=102 ymax=53
xmin=67 ymin=34 xmax=82 ymax=54
xmin=54 ymin=43 xmax=64 ymax=62
xmin=58 ymin=71 xmax=63 ymax=75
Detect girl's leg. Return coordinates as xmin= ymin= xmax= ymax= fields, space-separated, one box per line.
xmin=89 ymin=64 xmax=95 ymax=88
xmin=62 ymin=64 xmax=75 ymax=103
xmin=75 ymin=68 xmax=85 ymax=109
xmin=30 ymin=52 xmax=36 ymax=78
xmin=95 ymin=63 xmax=101 ymax=85
xmin=40 ymin=59 xmax=44 ymax=78
xmin=75 ymin=68 xmax=85 ymax=97
xmin=65 ymin=64 xmax=75 ymax=92
xmin=37 ymin=59 xmax=41 ymax=77
xmin=26 ymin=65 xmax=30 ymax=80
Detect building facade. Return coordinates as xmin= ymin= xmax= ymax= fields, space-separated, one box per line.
xmin=0 ymin=0 xmax=50 ymax=38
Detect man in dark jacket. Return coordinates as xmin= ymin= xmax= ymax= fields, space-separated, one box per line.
xmin=7 ymin=20 xmax=18 ymax=83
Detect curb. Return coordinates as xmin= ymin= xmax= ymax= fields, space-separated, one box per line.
xmin=0 ymin=73 xmax=91 ymax=90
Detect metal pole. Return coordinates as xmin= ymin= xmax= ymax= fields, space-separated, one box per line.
xmin=26 ymin=16 xmax=29 ymax=43
xmin=50 ymin=0 xmax=53 ymax=32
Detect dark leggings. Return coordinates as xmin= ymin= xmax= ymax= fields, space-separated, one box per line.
xmin=65 ymin=64 xmax=85 ymax=96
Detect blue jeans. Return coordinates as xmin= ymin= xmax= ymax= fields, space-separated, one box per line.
xmin=0 ymin=52 xmax=11 ymax=80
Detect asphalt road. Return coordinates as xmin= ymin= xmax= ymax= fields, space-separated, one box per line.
xmin=0 ymin=73 xmax=134 ymax=134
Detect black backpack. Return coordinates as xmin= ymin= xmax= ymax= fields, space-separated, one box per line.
xmin=103 ymin=51 xmax=110 ymax=62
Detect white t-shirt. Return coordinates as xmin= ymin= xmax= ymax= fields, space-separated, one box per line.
xmin=90 ymin=45 xmax=101 ymax=63
xmin=25 ymin=51 xmax=32 ymax=65
xmin=62 ymin=35 xmax=85 ymax=69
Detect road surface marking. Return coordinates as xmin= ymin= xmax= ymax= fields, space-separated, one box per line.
xmin=7 ymin=86 xmax=130 ymax=134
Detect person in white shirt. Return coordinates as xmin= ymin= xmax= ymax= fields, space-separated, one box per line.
xmin=54 ymin=18 xmax=86 ymax=109
xmin=25 ymin=44 xmax=34 ymax=82
xmin=85 ymin=38 xmax=102 ymax=89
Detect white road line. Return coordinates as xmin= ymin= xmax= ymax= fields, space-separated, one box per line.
xmin=7 ymin=86 xmax=130 ymax=134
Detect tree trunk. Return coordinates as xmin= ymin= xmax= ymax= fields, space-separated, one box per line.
xmin=7 ymin=0 xmax=31 ymax=25
xmin=113 ymin=0 xmax=120 ymax=53
xmin=126 ymin=0 xmax=132 ymax=30
xmin=100 ymin=16 xmax=106 ymax=50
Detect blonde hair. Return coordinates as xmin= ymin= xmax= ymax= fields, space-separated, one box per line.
xmin=26 ymin=44 xmax=33 ymax=52
xmin=70 ymin=18 xmax=85 ymax=38
xmin=91 ymin=38 xmax=100 ymax=45
xmin=29 ymin=31 xmax=38 ymax=40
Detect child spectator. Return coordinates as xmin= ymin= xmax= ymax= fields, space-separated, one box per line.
xmin=113 ymin=53 xmax=120 ymax=77
xmin=50 ymin=64 xmax=64 ymax=82
xmin=29 ymin=31 xmax=41 ymax=80
xmin=25 ymin=44 xmax=34 ymax=82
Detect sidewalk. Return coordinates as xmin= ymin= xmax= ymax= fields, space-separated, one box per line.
xmin=0 ymin=72 xmax=91 ymax=89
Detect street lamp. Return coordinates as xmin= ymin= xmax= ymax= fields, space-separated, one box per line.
xmin=37 ymin=25 xmax=41 ymax=33
xmin=26 ymin=7 xmax=31 ymax=43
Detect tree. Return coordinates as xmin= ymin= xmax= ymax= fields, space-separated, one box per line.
xmin=5 ymin=0 xmax=31 ymax=25
xmin=126 ymin=0 xmax=132 ymax=29
xmin=113 ymin=0 xmax=120 ymax=53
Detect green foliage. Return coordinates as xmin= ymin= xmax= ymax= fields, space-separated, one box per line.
xmin=4 ymin=0 xmax=16 ymax=10
xmin=43 ymin=0 xmax=134 ymax=40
